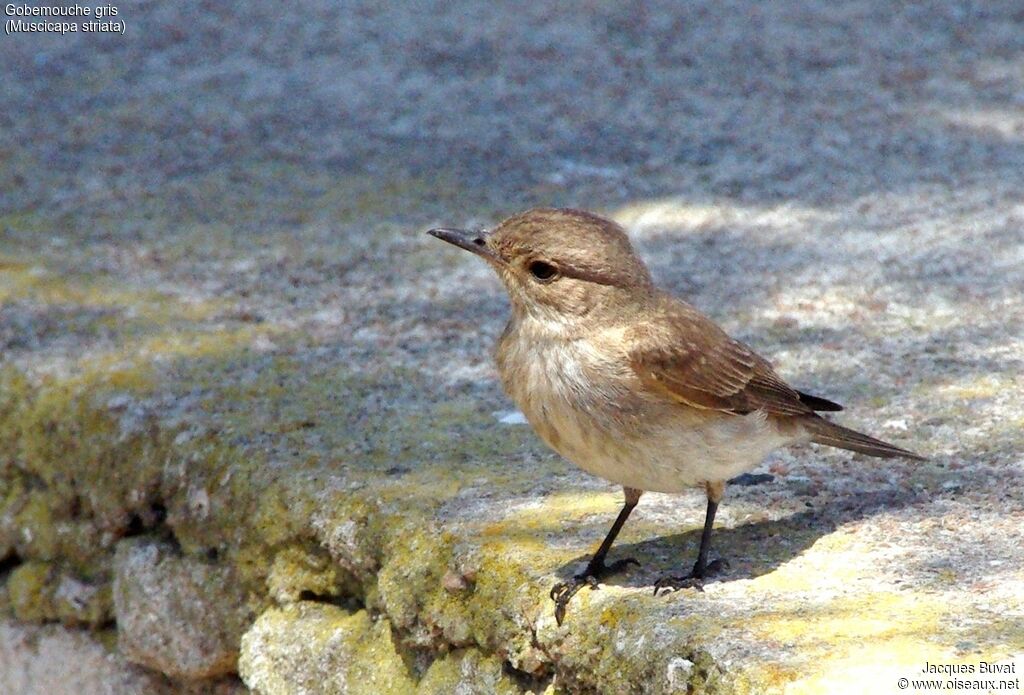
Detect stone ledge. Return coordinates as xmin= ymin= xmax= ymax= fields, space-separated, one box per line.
xmin=1 ymin=329 xmax=1022 ymax=693
xmin=0 ymin=620 xmax=245 ymax=695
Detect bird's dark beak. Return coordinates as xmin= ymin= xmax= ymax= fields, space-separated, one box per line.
xmin=426 ymin=227 xmax=499 ymax=262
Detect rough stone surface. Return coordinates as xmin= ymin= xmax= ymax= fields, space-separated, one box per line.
xmin=0 ymin=620 xmax=172 ymax=695
xmin=239 ymin=604 xmax=416 ymax=694
xmin=240 ymin=602 xmax=531 ymax=695
xmin=113 ymin=538 xmax=253 ymax=680
xmin=2 ymin=1 xmax=1024 ymax=693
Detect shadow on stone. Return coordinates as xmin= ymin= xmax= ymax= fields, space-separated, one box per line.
xmin=552 ymin=486 xmax=932 ymax=587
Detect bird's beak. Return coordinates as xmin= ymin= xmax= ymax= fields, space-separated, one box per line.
xmin=427 ymin=227 xmax=500 ymax=262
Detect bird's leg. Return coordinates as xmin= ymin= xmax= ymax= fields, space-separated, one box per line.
xmin=654 ymin=481 xmax=730 ymax=596
xmin=551 ymin=487 xmax=642 ymax=625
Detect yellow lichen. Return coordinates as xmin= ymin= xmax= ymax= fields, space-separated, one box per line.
xmin=7 ymin=561 xmax=53 ymax=622
xmin=267 ymin=545 xmax=348 ymax=604
xmin=418 ymin=648 xmax=523 ymax=694
xmin=239 ymin=604 xmax=416 ymax=694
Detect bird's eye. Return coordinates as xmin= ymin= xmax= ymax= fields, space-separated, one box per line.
xmin=528 ymin=260 xmax=559 ymax=282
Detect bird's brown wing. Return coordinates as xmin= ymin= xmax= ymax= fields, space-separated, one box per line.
xmin=627 ymin=300 xmax=814 ymax=417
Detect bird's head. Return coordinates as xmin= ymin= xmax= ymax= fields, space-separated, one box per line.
xmin=428 ymin=208 xmax=654 ymax=325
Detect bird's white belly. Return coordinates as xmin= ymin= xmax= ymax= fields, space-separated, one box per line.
xmin=505 ymin=336 xmax=796 ymax=493
xmin=538 ymin=401 xmax=791 ymax=493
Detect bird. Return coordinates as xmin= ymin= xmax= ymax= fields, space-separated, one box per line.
xmin=427 ymin=207 xmax=923 ymax=626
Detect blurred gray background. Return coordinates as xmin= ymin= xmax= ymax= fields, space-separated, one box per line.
xmin=1 ymin=3 xmax=1023 ymax=691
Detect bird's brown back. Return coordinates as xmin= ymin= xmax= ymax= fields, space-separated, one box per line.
xmin=626 ymin=292 xmax=815 ymax=417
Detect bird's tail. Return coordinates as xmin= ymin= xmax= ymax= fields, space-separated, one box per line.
xmin=804 ymin=417 xmax=925 ymax=460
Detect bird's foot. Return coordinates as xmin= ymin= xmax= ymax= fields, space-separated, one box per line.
xmin=550 ymin=558 xmax=639 ymax=626
xmin=652 ymin=558 xmax=729 ymax=596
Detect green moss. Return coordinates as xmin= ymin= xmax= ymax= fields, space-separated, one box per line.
xmin=0 ymin=473 xmax=27 ymax=556
xmin=7 ymin=560 xmax=53 ymax=622
xmin=267 ymin=545 xmax=353 ymax=604
xmin=5 ymin=560 xmax=112 ymax=627
xmin=463 ymin=544 xmax=545 ymax=661
xmin=0 ymin=257 xmax=221 ymax=324
xmin=419 ymin=648 xmax=524 ymax=695
xmin=546 ymin=599 xmax=678 ymax=694
xmin=12 ymin=491 xmax=58 ymax=561
xmin=181 ymin=355 xmax=546 ymax=483
xmin=17 ymin=371 xmax=165 ymax=562
xmin=2 ymin=334 xmax=281 ymax=583
xmin=376 ymin=522 xmax=468 ymax=646
xmin=346 ymin=612 xmax=421 ymax=694
xmin=0 ymin=366 xmax=31 ymax=463
xmin=240 ymin=604 xmax=418 ymax=694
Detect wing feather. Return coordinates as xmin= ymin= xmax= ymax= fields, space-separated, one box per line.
xmin=628 ymin=298 xmax=813 ymax=417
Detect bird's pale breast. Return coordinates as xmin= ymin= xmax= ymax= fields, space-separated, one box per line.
xmin=496 ymin=318 xmax=798 ymax=492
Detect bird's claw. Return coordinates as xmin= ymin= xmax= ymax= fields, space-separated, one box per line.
xmin=653 ymin=558 xmax=729 ymax=596
xmin=550 ymin=557 xmax=640 ymax=625
xmin=652 ymin=574 xmax=705 ymax=596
